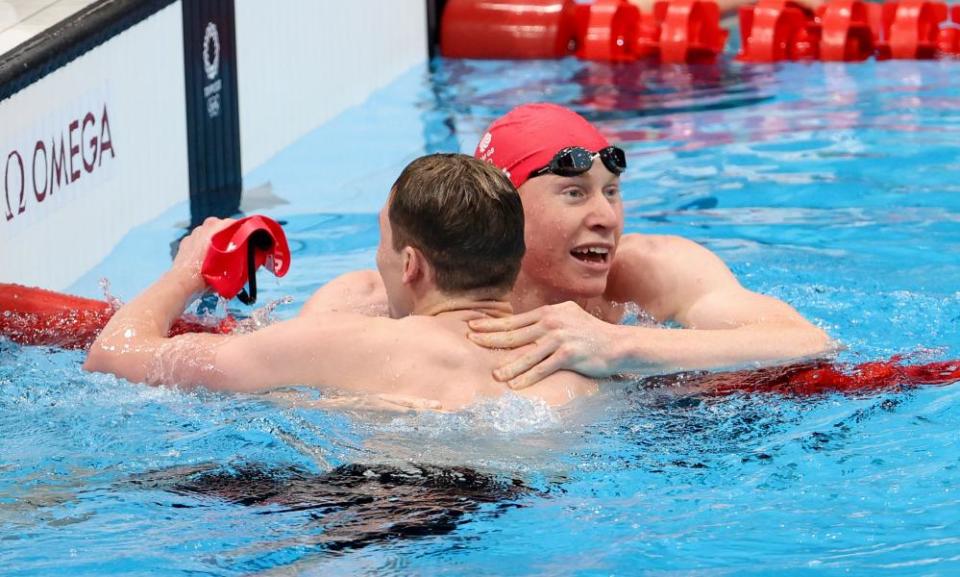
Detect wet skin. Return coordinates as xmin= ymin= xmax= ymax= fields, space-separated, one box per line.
xmin=302 ymin=158 xmax=833 ymax=389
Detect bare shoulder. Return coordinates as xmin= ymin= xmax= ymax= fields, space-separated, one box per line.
xmin=607 ymin=234 xmax=738 ymax=320
xmin=319 ymin=269 xmax=385 ymax=297
xmin=622 ymin=234 xmax=736 ymax=280
xmin=615 ymin=233 xmax=717 ymax=263
xmin=392 ymin=316 xmax=477 ymax=367
xmin=300 ymin=269 xmax=387 ymax=317
xmin=358 ymin=315 xmax=494 ymax=407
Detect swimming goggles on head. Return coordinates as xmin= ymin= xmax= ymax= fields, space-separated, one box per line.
xmin=528 ymin=146 xmax=627 ymax=180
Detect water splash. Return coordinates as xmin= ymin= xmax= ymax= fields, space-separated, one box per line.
xmin=381 ymin=393 xmax=560 ymax=437
xmin=233 ymin=296 xmax=295 ymax=334
xmin=618 ymin=300 xmax=660 ymax=327
xmin=98 ymin=277 xmax=124 ymax=311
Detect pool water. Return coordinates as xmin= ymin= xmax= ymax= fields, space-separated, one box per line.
xmin=2 ymin=56 xmax=960 ymax=576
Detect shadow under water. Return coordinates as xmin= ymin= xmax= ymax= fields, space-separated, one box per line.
xmin=132 ymin=462 xmax=530 ymax=556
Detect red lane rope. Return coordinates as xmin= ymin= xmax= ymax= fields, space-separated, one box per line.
xmin=0 ymin=215 xmax=287 ymax=350
xmin=0 ymin=283 xmax=235 ymax=350
xmin=439 ymin=0 xmax=960 ymax=62
xmin=702 ymin=356 xmax=960 ymax=396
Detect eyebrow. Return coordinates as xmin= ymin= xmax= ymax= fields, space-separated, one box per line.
xmin=552 ymin=172 xmax=620 ymax=187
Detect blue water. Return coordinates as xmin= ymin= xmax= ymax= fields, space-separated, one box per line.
xmin=2 ymin=57 xmax=960 ymax=576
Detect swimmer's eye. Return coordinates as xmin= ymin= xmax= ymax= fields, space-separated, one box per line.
xmin=560 ymin=187 xmax=586 ymax=200
xmin=603 ymin=186 xmax=621 ymax=200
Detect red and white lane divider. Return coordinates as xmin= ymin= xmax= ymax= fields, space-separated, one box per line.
xmin=440 ymin=0 xmax=960 ymax=63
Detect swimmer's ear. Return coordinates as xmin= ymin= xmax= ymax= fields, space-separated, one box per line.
xmin=400 ymin=246 xmax=424 ymax=285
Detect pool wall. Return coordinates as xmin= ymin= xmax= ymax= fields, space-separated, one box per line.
xmin=234 ymin=2 xmax=428 ymax=175
xmin=0 ymin=0 xmax=427 ymax=291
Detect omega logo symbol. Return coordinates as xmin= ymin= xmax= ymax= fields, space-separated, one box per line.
xmin=203 ymin=22 xmax=220 ymax=81
xmin=202 ymin=21 xmax=223 ymax=118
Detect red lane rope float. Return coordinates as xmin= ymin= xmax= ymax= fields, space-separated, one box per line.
xmin=695 ymin=356 xmax=960 ymax=396
xmin=440 ymin=0 xmax=727 ymax=63
xmin=3 ymin=281 xmax=959 ymax=395
xmin=0 ymin=215 xmax=290 ymax=350
xmin=440 ymin=0 xmax=578 ymax=59
xmin=0 ymin=284 xmax=237 ymax=350
xmin=737 ymin=0 xmax=820 ymax=62
xmin=576 ymin=0 xmax=640 ymax=61
xmin=818 ymin=0 xmax=875 ymax=61
xmin=936 ymin=6 xmax=960 ymax=56
xmin=438 ymin=0 xmax=960 ymax=62
xmin=0 ymin=284 xmax=114 ymax=350
xmin=877 ymin=0 xmax=948 ymax=59
xmin=655 ymin=0 xmax=729 ymax=63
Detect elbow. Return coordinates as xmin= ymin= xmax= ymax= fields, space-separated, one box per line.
xmin=82 ymin=337 xmax=146 ymax=384
xmin=785 ymin=322 xmax=835 ymax=360
xmin=808 ymin=325 xmax=838 ymax=358
xmin=83 ymin=341 xmax=112 ymax=374
xmin=752 ymin=319 xmax=836 ymax=362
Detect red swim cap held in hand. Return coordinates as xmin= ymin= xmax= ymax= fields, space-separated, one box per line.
xmin=201 ymin=216 xmax=291 ymax=304
xmin=474 ymin=103 xmax=611 ymax=188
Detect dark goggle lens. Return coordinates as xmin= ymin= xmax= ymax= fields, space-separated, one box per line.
xmin=599 ymin=146 xmax=626 ymax=175
xmin=529 ymin=146 xmax=628 ymax=180
xmin=552 ymin=147 xmax=595 ymax=176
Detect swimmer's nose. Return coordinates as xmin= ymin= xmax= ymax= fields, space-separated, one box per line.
xmin=585 ymin=189 xmax=619 ymax=232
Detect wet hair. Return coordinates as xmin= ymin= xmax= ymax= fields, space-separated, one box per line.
xmin=389 ymin=153 xmax=525 ymax=295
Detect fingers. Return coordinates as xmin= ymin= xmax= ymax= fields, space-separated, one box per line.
xmin=506 ymin=352 xmax=567 ymax=390
xmin=202 ymin=215 xmax=236 ymax=226
xmin=492 ymin=340 xmax=557 ymax=384
xmin=199 ymin=216 xmax=236 ymax=235
xmin=468 ymin=308 xmax=541 ymax=333
xmin=468 ymin=323 xmax=543 ymax=349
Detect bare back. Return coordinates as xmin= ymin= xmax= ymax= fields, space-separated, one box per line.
xmin=211 ymin=311 xmax=596 ymax=410
xmin=378 ymin=315 xmax=597 ymax=409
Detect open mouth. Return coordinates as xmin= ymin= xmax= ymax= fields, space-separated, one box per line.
xmin=570 ymin=246 xmax=610 ymax=265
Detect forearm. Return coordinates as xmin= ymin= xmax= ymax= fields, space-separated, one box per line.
xmin=83 ymin=270 xmax=200 ymax=381
xmin=114 ymin=271 xmax=199 ymax=337
xmin=608 ymin=321 xmax=835 ymax=375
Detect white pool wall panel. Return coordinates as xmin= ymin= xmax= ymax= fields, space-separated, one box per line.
xmin=1 ymin=0 xmax=428 ymax=291
xmin=234 ymin=0 xmax=428 ymax=174
xmin=0 ymin=3 xmax=187 ymax=290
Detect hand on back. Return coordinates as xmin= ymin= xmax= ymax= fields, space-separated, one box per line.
xmin=468 ymin=301 xmax=619 ymax=389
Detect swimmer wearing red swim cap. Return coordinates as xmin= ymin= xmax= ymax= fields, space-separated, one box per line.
xmin=301 ymin=104 xmax=835 ymax=390
xmin=464 ymin=103 xmax=835 ymax=389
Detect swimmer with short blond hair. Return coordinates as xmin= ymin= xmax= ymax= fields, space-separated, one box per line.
xmin=303 ymin=104 xmax=835 ymax=389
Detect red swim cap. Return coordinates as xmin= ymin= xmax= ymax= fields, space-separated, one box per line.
xmin=201 ymin=216 xmax=291 ymax=304
xmin=474 ymin=103 xmax=611 ymax=189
